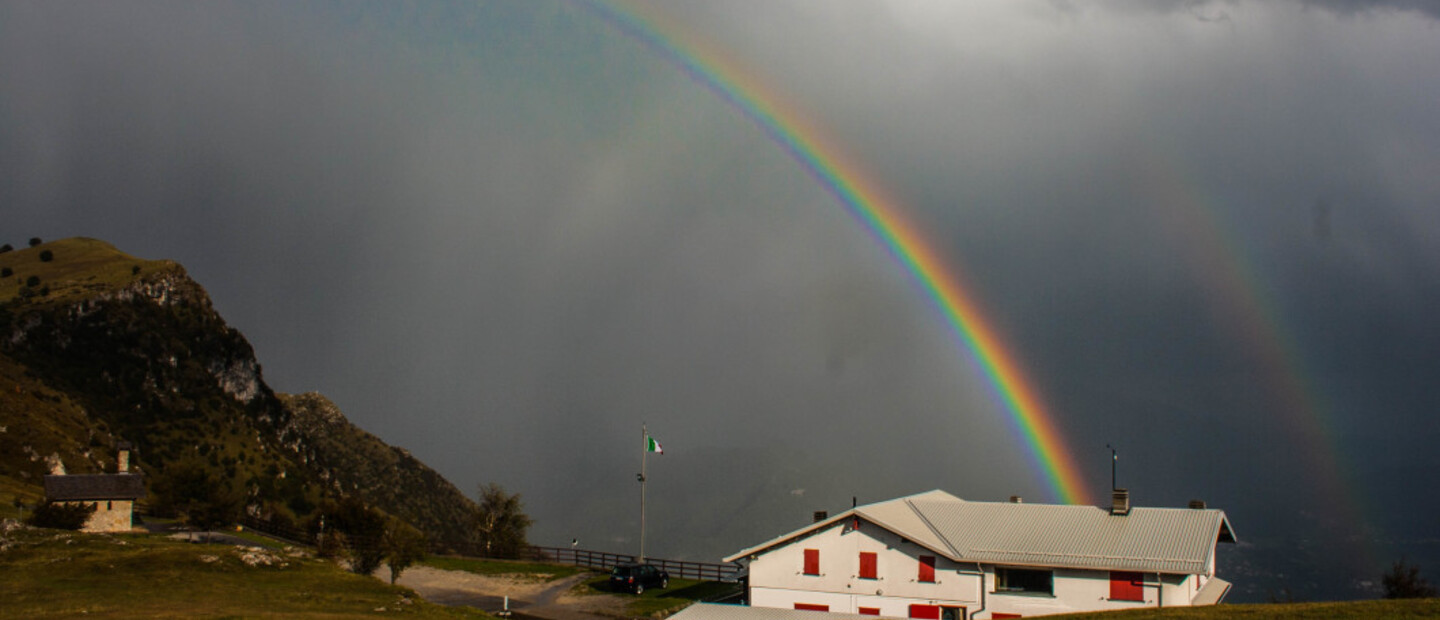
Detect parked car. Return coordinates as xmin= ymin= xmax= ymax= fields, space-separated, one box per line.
xmin=610 ymin=563 xmax=669 ymax=594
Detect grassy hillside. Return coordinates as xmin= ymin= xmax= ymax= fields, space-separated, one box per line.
xmin=0 ymin=524 xmax=485 ymax=618
xmin=1043 ymin=598 xmax=1440 ymax=618
xmin=0 ymin=237 xmax=477 ymax=549
xmin=0 ymin=237 xmax=173 ymax=308
xmin=0 ymin=351 xmax=124 ymax=481
xmin=2 ymin=238 xmax=323 ymax=525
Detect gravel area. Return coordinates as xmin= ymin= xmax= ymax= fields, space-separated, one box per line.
xmin=383 ymin=565 xmax=634 ymax=620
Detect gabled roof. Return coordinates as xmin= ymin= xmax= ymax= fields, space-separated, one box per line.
xmin=43 ymin=473 xmax=146 ymax=501
xmin=724 ymin=490 xmax=1236 ymax=575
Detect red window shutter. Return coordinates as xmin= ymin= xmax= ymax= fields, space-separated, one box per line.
xmin=1110 ymin=571 xmax=1144 ymax=601
xmin=804 ymin=548 xmax=820 ymax=576
xmin=858 ymin=608 xmax=881 ymax=616
xmin=795 ymin=603 xmax=829 ymax=612
xmin=859 ymin=552 xmax=878 ymax=579
xmin=908 ymin=604 xmax=940 ymax=619
xmin=917 ymin=555 xmax=936 ymax=583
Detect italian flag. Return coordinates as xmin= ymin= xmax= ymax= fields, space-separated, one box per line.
xmin=646 ymin=435 xmax=663 ymax=454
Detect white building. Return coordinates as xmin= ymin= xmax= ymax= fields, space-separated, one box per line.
xmin=724 ymin=490 xmax=1236 ymax=619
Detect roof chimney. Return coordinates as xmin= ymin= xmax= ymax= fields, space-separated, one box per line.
xmin=1110 ymin=488 xmax=1131 ymax=516
xmin=1009 ymin=495 xmax=1023 ymax=503
xmin=813 ymin=511 xmax=828 ymax=523
xmin=1188 ymin=499 xmax=1207 ymax=510
xmin=47 ymin=453 xmax=66 ymax=476
xmin=117 ymin=441 xmax=132 ymax=473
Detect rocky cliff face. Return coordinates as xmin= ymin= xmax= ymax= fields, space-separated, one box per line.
xmin=0 ymin=238 xmax=475 ymax=548
xmin=279 ymin=392 xmax=477 ymax=550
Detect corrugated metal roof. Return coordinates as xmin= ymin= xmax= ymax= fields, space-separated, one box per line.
xmin=859 ymin=490 xmax=961 ymax=557
xmin=723 ymin=491 xmax=965 ymax=563
xmin=727 ymin=490 xmax=1235 ymax=575
xmin=43 ymin=473 xmax=146 ymax=501
xmin=672 ymin=603 xmax=877 ymax=620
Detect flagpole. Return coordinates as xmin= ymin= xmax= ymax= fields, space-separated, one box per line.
xmin=640 ymin=422 xmax=648 ymax=562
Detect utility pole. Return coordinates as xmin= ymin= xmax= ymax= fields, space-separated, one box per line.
xmin=638 ymin=423 xmax=649 ymax=562
xmin=1106 ymin=444 xmax=1118 ymax=491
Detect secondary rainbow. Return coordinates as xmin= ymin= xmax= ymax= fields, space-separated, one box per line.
xmin=586 ymin=0 xmax=1094 ymax=505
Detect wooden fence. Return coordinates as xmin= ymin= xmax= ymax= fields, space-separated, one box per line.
xmin=236 ymin=514 xmax=314 ymax=547
xmin=528 ymin=546 xmax=743 ymax=582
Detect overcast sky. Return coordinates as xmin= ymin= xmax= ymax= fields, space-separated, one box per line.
xmin=3 ymin=0 xmax=1437 ymax=600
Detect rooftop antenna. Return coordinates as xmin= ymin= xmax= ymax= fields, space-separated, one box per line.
xmin=1106 ymin=444 xmax=1118 ymax=491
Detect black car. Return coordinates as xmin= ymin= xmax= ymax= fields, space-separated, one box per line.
xmin=609 ymin=563 xmax=669 ymax=594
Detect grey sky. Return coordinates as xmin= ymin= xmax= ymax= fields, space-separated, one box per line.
xmin=3 ymin=0 xmax=1437 ymax=600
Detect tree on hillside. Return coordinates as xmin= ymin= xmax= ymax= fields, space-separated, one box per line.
xmin=473 ymin=482 xmax=532 ymax=559
xmin=151 ymin=456 xmax=243 ymax=541
xmin=29 ymin=237 xmax=41 ymax=247
xmin=317 ymin=496 xmax=389 ymax=575
xmin=1383 ymin=558 xmax=1437 ymax=599
xmin=384 ymin=520 xmax=428 ymax=584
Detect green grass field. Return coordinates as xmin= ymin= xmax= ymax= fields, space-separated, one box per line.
xmin=0 ymin=525 xmax=487 ymax=618
xmin=0 ymin=476 xmax=44 ymax=521
xmin=420 ymin=555 xmax=586 ymax=581
xmin=576 ymin=573 xmax=743 ymax=617
xmin=1044 ymin=598 xmax=1440 ymax=619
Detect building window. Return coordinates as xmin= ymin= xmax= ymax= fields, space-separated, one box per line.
xmin=803 ymin=549 xmax=820 ymax=576
xmin=795 ymin=603 xmax=829 ymax=612
xmin=106 ymin=500 xmax=113 ymax=510
xmin=859 ymin=552 xmax=878 ymax=579
xmin=858 ymin=608 xmax=881 ymax=616
xmin=1110 ymin=571 xmax=1144 ymax=601
xmin=918 ymin=555 xmax=936 ymax=583
xmin=908 ymin=604 xmax=940 ymax=619
xmin=995 ymin=567 xmax=1053 ymax=595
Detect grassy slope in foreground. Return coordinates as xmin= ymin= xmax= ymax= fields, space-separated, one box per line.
xmin=1041 ymin=598 xmax=1440 ymax=619
xmin=0 ymin=526 xmax=486 ymax=618
xmin=576 ymin=574 xmax=742 ymax=618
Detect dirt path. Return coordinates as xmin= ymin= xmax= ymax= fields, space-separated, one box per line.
xmin=383 ymin=566 xmax=633 ymax=620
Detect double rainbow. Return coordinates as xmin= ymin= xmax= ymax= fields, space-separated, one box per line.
xmin=587 ymin=0 xmax=1094 ymax=505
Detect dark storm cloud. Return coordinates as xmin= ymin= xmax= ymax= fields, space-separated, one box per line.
xmin=1059 ymin=0 xmax=1440 ymax=19
xmin=4 ymin=0 xmax=1439 ymax=599
xmin=1300 ymin=0 xmax=1440 ymax=18
xmin=1 ymin=0 xmax=1049 ymax=558
xmin=638 ymin=0 xmax=1440 ymax=586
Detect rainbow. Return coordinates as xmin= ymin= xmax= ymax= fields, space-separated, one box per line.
xmin=1139 ymin=153 xmax=1374 ymax=570
xmin=585 ymin=0 xmax=1094 ymax=506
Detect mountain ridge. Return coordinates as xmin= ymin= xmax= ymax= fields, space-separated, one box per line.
xmin=0 ymin=237 xmax=477 ymax=548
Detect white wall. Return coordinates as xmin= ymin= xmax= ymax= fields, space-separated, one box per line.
xmin=744 ymin=519 xmax=1209 ymax=618
xmin=982 ymin=569 xmax=1200 ymax=618
xmin=746 ymin=519 xmax=981 ymax=615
